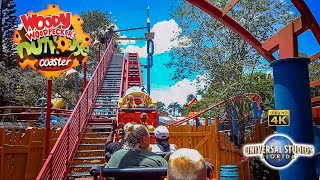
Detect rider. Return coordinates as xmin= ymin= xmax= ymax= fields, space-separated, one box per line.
xmin=123 ymin=95 xmax=137 ymax=108
xmin=151 ymin=126 xmax=177 ymax=153
xmin=139 ymin=113 xmax=148 ymax=127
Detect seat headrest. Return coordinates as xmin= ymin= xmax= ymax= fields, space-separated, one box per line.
xmin=91 ymin=167 xmax=167 ymax=177
xmin=90 ymin=162 xmax=214 ymax=178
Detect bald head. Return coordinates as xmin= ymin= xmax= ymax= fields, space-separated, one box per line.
xmin=167 ymin=148 xmax=207 ymax=180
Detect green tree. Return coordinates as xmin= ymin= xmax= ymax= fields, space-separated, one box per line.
xmin=0 ymin=0 xmax=19 ymax=105
xmin=156 ymin=101 xmax=168 ymax=116
xmin=81 ymin=10 xmax=122 ymax=77
xmin=0 ymin=0 xmax=18 ymax=68
xmin=186 ymin=94 xmax=196 ymax=103
xmin=168 ymin=0 xmax=295 ymax=105
xmin=299 ymin=52 xmax=320 ymax=98
xmin=168 ymin=102 xmax=183 ymax=116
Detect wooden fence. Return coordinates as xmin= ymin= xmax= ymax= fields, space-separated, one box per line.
xmin=168 ymin=120 xmax=274 ymax=180
xmin=0 ymin=127 xmax=62 ymax=180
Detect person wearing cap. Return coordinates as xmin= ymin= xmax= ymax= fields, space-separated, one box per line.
xmin=151 ymin=126 xmax=178 ymax=153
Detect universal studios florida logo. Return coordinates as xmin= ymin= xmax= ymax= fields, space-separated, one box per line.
xmin=243 ymin=134 xmax=314 ymax=170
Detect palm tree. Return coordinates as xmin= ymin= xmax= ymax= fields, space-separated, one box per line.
xmin=168 ymin=102 xmax=182 ymax=116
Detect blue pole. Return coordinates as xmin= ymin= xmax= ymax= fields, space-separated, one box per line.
xmin=231 ymin=106 xmax=237 ymax=142
xmin=252 ymin=102 xmax=258 ymax=125
xmin=146 ymin=7 xmax=151 ymax=94
xmin=271 ymin=58 xmax=317 ymax=180
xmin=314 ymin=126 xmax=320 ymax=176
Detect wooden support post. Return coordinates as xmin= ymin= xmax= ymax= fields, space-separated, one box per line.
xmin=0 ymin=128 xmax=5 ymax=180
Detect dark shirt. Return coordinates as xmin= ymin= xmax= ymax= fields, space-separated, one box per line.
xmin=105 ymin=141 xmax=123 ymax=159
xmin=105 ymin=149 xmax=167 ymax=180
xmin=106 ymin=149 xmax=168 ymax=168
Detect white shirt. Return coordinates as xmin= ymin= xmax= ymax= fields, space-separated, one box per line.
xmin=151 ymin=144 xmax=176 ymax=153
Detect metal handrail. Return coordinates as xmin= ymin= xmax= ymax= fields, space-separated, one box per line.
xmin=36 ymin=40 xmax=114 ymax=180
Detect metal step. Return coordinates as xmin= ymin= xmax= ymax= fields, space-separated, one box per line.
xmin=87 ymin=121 xmax=113 ymax=124
xmin=89 ymin=117 xmax=115 ymax=120
xmin=97 ymin=94 xmax=119 ymax=97
xmin=81 ymin=137 xmax=109 ymax=140
xmin=93 ymin=104 xmax=118 ymax=107
xmin=100 ymin=87 xmax=120 ymax=90
xmin=70 ymin=163 xmax=104 ymax=168
xmin=90 ymin=113 xmax=116 ymax=116
xmin=74 ymin=156 xmax=105 ymax=160
xmin=87 ymin=126 xmax=112 ymax=130
xmin=87 ymin=123 xmax=112 ymax=126
xmin=106 ymin=72 xmax=122 ymax=75
xmin=92 ymin=105 xmax=117 ymax=108
xmin=99 ymin=90 xmax=120 ymax=93
xmin=100 ymin=86 xmax=120 ymax=90
xmin=78 ymin=143 xmax=105 ymax=146
xmin=104 ymin=77 xmax=121 ymax=79
xmin=68 ymin=172 xmax=91 ymax=178
xmin=83 ymin=132 xmax=111 ymax=135
xmin=77 ymin=149 xmax=106 ymax=153
xmin=104 ymin=74 xmax=121 ymax=79
xmin=91 ymin=110 xmax=116 ymax=113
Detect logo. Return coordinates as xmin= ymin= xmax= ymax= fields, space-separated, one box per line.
xmin=13 ymin=4 xmax=90 ymax=78
xmin=268 ymin=110 xmax=290 ymax=126
xmin=243 ymin=134 xmax=314 ymax=170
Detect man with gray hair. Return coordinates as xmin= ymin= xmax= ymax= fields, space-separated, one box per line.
xmin=106 ymin=124 xmax=168 ymax=168
xmin=166 ymin=148 xmax=207 ymax=180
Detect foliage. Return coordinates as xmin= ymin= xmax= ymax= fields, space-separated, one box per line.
xmin=168 ymin=102 xmax=185 ymax=116
xmin=156 ymin=102 xmax=168 ymax=116
xmin=186 ymin=94 xmax=196 ymax=103
xmin=309 ymin=59 xmax=320 ymax=98
xmin=81 ymin=10 xmax=122 ymax=77
xmin=299 ymin=52 xmax=320 ymax=98
xmin=168 ymin=0 xmax=296 ymax=110
xmin=0 ymin=0 xmax=18 ymax=69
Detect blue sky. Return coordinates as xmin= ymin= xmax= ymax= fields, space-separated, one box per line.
xmin=15 ymin=0 xmax=320 ymax=106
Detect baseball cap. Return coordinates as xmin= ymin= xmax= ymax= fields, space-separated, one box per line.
xmin=154 ymin=126 xmax=169 ymax=139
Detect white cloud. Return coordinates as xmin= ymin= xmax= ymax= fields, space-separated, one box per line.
xmin=122 ymin=44 xmax=147 ymax=57
xmin=150 ymin=75 xmax=207 ymax=107
xmin=122 ymin=19 xmax=190 ymax=58
xmin=118 ymin=35 xmax=136 ymax=45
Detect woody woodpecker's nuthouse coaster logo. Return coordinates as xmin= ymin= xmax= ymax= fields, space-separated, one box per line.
xmin=13 ymin=4 xmax=90 ymax=78
xmin=243 ymin=134 xmax=314 ymax=170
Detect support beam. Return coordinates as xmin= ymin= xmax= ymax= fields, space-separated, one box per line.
xmin=291 ymin=0 xmax=320 ymax=44
xmin=310 ymin=52 xmax=320 ymax=61
xmin=222 ymin=0 xmax=240 ymax=16
xmin=262 ymin=17 xmax=306 ymax=54
xmin=187 ymin=0 xmax=275 ymax=62
xmin=279 ymin=23 xmax=298 ymax=58
xmin=310 ymin=80 xmax=320 ymax=88
xmin=113 ymin=27 xmax=147 ymax=32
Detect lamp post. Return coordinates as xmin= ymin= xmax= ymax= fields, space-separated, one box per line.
xmin=146 ymin=6 xmax=154 ymax=94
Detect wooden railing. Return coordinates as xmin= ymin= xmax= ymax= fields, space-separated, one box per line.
xmin=0 ymin=127 xmax=62 ymax=180
xmin=36 ymin=40 xmax=114 ymax=180
xmin=167 ymin=119 xmax=274 ymax=180
xmin=0 ymin=106 xmax=72 ymax=120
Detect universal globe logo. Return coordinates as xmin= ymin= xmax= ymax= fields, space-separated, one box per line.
xmin=243 ymin=134 xmax=314 ymax=169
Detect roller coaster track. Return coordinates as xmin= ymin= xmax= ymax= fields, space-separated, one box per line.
xmin=169 ymin=93 xmax=262 ymax=127
xmin=172 ymin=79 xmax=320 ymax=127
